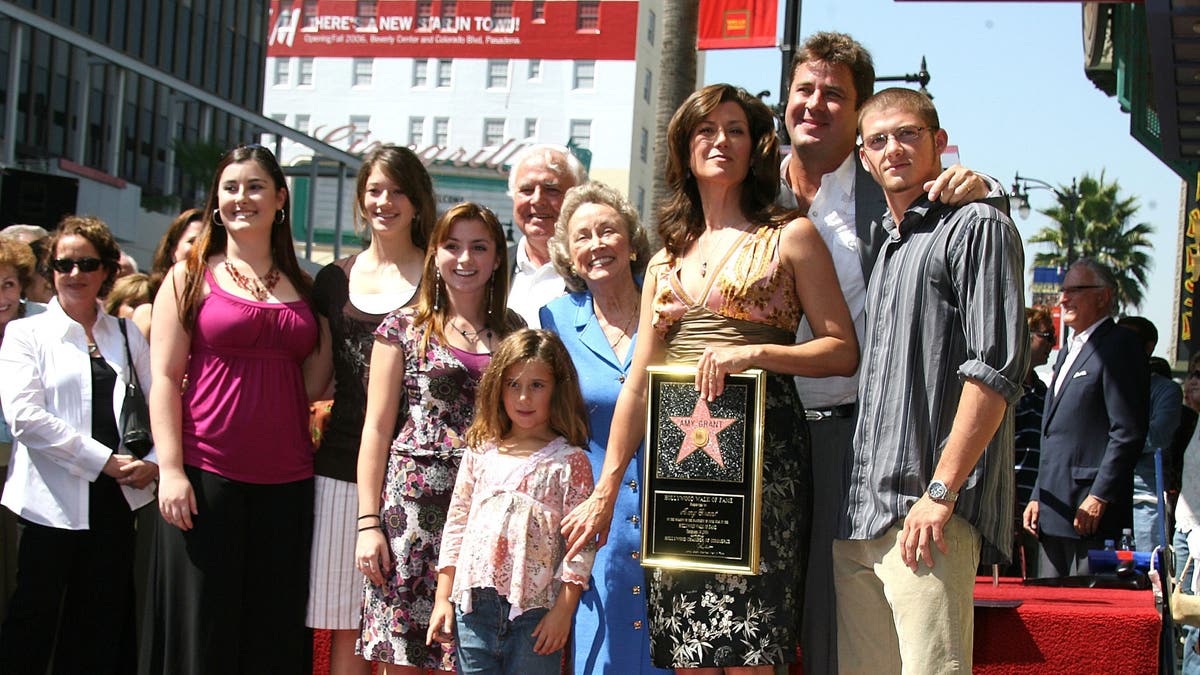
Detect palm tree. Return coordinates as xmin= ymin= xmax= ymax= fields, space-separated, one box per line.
xmin=1026 ymin=171 xmax=1154 ymax=310
xmin=648 ymin=1 xmax=698 ymax=246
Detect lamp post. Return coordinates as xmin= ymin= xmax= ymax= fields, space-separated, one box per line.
xmin=1011 ymin=173 xmax=1081 ymax=271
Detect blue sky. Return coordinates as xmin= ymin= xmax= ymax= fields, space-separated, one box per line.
xmin=702 ymin=0 xmax=1184 ymax=360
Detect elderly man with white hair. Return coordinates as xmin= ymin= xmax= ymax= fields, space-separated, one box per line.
xmin=505 ymin=144 xmax=587 ymax=328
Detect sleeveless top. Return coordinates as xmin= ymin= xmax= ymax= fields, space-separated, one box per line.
xmin=651 ymin=224 xmax=801 ymax=364
xmin=181 ymin=268 xmax=318 ymax=484
xmin=311 ymin=255 xmax=409 ymax=482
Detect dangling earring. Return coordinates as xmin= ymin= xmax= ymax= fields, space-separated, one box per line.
xmin=433 ymin=270 xmax=442 ymax=311
xmin=212 ymin=209 xmax=224 ymax=226
xmin=486 ymin=277 xmax=494 ymax=318
xmin=275 ymin=208 xmax=286 ymax=225
xmin=629 ymin=251 xmax=637 ymax=262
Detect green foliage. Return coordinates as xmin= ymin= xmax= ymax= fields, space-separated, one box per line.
xmin=1026 ymin=171 xmax=1154 ymax=310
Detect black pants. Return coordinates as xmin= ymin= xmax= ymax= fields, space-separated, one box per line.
xmin=0 ymin=476 xmax=136 ymax=675
xmin=139 ymin=466 xmax=314 ymax=675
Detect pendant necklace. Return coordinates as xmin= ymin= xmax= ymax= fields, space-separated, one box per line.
xmin=224 ymin=260 xmax=281 ymax=301
xmin=450 ymin=318 xmax=493 ymax=344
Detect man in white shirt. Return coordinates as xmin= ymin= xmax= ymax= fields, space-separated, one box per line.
xmin=777 ymin=31 xmax=1001 ymax=674
xmin=505 ymin=144 xmax=587 ymax=328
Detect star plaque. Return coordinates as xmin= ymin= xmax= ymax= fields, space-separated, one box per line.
xmin=671 ymin=397 xmax=736 ymax=467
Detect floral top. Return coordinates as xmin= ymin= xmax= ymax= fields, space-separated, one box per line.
xmin=437 ymin=437 xmax=596 ymax=619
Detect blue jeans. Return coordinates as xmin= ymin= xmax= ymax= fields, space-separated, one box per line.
xmin=453 ymin=587 xmax=560 ymax=675
xmin=1175 ymin=529 xmax=1200 ymax=675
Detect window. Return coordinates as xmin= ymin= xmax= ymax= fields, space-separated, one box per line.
xmin=302 ymin=0 xmax=318 ymax=28
xmin=436 ymin=60 xmax=452 ymax=87
xmin=491 ymin=1 xmax=513 ymax=21
xmin=531 ymin=0 xmax=545 ymax=22
xmin=409 ymin=117 xmax=425 ymax=145
xmin=647 ymin=9 xmax=656 ymax=44
xmin=524 ymin=118 xmax=538 ymax=139
xmin=272 ymin=58 xmax=290 ymax=86
xmin=413 ymin=59 xmax=429 ymax=86
xmin=639 ymin=127 xmax=649 ymax=162
xmin=643 ymin=68 xmax=652 ymax=103
xmin=349 ymin=115 xmax=371 ymax=147
xmin=434 ymin=117 xmax=450 ymax=146
xmin=298 ymin=57 xmax=314 ymax=86
xmin=266 ymin=113 xmax=288 ymax=146
xmin=356 ymin=1 xmax=377 ymax=29
xmin=577 ymin=1 xmax=599 ymax=31
xmin=483 ymin=118 xmax=505 ymax=146
xmin=416 ymin=0 xmax=432 ymax=29
xmin=295 ymin=114 xmax=311 ymax=136
xmin=572 ymin=60 xmax=595 ymax=89
xmin=441 ymin=0 xmax=457 ymax=26
xmin=527 ymin=59 xmax=541 ymax=80
xmin=353 ymin=58 xmax=374 ymax=86
xmin=636 ymin=187 xmax=646 ymax=219
xmin=569 ymin=120 xmax=591 ymax=149
xmin=486 ymin=60 xmax=509 ymax=88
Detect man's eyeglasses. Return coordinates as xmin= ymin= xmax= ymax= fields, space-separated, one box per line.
xmin=1059 ymin=284 xmax=1105 ymax=295
xmin=861 ymin=126 xmax=932 ymax=152
xmin=1032 ymin=330 xmax=1055 ymax=341
xmin=49 ymin=257 xmax=103 ymax=274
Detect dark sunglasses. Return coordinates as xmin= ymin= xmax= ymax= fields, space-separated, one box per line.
xmin=50 ymin=257 xmax=103 ymax=274
xmin=1032 ymin=330 xmax=1055 ymax=340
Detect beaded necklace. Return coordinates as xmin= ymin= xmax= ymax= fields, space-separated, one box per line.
xmin=223 ymin=260 xmax=281 ymax=301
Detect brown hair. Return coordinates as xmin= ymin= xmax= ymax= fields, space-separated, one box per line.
xmin=791 ymin=32 xmax=876 ymax=109
xmin=44 ymin=215 xmax=122 ymax=297
xmin=152 ymin=208 xmax=205 ymax=276
xmin=353 ymin=145 xmax=437 ymax=248
xmin=0 ymin=238 xmax=36 ymax=293
xmin=857 ymin=87 xmax=940 ymax=134
xmin=411 ymin=202 xmax=520 ymax=357
xmin=175 ymin=145 xmax=312 ymax=330
xmin=657 ymin=84 xmax=786 ymax=260
xmin=549 ymin=182 xmax=651 ymax=293
xmin=104 ymin=273 xmax=151 ymax=316
xmin=466 ymin=329 xmax=589 ymax=448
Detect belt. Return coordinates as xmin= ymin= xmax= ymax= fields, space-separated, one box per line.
xmin=805 ymin=402 xmax=857 ymax=421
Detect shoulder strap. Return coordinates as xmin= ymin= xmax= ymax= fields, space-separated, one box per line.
xmin=118 ymin=319 xmax=144 ymax=390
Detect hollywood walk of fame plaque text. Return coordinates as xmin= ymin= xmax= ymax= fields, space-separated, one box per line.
xmin=641 ymin=366 xmax=765 ymax=575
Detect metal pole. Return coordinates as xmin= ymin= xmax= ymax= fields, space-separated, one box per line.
xmin=3 ymin=23 xmax=24 ymax=165
xmin=334 ymin=165 xmax=346 ymax=260
xmin=778 ymin=0 xmax=802 ymax=137
xmin=75 ymin=53 xmax=91 ymax=164
xmin=305 ymin=159 xmax=317 ymax=260
xmin=108 ymin=68 xmax=125 ymax=176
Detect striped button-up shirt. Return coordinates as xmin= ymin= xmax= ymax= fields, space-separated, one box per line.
xmin=840 ymin=198 xmax=1029 ymax=564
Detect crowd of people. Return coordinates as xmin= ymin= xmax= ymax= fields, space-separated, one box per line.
xmin=0 ymin=27 xmax=1193 ymax=675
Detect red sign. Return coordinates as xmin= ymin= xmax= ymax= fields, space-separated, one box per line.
xmin=268 ymin=0 xmax=638 ymax=60
xmin=697 ymin=0 xmax=777 ymax=50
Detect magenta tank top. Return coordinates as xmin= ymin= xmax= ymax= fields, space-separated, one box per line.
xmin=180 ymin=269 xmax=318 ymax=484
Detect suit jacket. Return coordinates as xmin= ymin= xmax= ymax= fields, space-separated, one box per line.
xmin=1033 ymin=318 xmax=1149 ymax=540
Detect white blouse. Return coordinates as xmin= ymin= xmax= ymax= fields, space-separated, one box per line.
xmin=0 ymin=299 xmax=156 ymax=529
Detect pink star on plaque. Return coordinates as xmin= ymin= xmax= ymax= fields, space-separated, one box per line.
xmin=671 ymin=397 xmax=736 ymax=468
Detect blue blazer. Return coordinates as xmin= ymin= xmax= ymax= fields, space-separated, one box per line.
xmin=1033 ymin=318 xmax=1149 ymax=540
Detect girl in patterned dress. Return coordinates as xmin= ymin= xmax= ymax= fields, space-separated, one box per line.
xmin=427 ymin=329 xmax=596 ymax=675
xmin=355 ymin=203 xmax=523 ymax=674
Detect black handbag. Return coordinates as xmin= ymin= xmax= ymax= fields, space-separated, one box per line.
xmin=117 ymin=319 xmax=153 ymax=459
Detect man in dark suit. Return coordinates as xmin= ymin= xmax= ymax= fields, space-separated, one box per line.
xmin=1023 ymin=258 xmax=1149 ymax=577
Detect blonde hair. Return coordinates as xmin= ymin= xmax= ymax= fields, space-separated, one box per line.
xmin=465 ymin=329 xmax=588 ymax=448
xmin=104 ymin=273 xmax=151 ymax=316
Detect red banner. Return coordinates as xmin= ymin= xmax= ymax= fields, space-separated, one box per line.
xmin=697 ymin=0 xmax=777 ymax=50
xmin=268 ymin=0 xmax=637 ymax=60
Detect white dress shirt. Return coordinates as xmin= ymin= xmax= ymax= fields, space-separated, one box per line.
xmin=0 ymin=299 xmax=156 ymax=529
xmin=507 ymin=237 xmax=565 ymax=329
xmin=1052 ymin=316 xmax=1108 ymax=396
xmin=785 ymin=153 xmax=866 ymax=409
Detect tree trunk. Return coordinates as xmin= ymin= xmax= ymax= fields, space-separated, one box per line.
xmin=648 ymin=1 xmax=699 ymax=248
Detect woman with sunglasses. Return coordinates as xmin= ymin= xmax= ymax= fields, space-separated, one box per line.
xmin=144 ymin=145 xmax=327 ymax=674
xmin=0 ymin=216 xmax=158 ymax=673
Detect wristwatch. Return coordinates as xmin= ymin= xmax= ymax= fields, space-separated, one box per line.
xmin=927 ymin=479 xmax=958 ymax=503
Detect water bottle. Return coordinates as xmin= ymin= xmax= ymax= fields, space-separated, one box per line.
xmin=1119 ymin=528 xmax=1134 ymax=551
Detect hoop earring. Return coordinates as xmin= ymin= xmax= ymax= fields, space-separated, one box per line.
xmin=212 ymin=209 xmax=224 ymax=226
xmin=275 ymin=208 xmax=286 ymax=225
xmin=433 ymin=270 xmax=442 ymax=312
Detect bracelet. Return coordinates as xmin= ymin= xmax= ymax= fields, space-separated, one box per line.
xmin=358 ymin=524 xmax=383 ymax=533
xmin=357 ymin=514 xmax=381 ymax=521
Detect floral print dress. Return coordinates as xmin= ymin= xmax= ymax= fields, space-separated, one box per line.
xmin=358 ymin=309 xmax=486 ymax=669
xmin=645 ymin=223 xmax=813 ymax=668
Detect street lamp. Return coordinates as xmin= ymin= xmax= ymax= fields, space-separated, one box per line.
xmin=1011 ymin=173 xmax=1081 ymax=270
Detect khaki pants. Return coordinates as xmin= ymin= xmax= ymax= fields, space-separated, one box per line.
xmin=832 ymin=514 xmax=981 ymax=675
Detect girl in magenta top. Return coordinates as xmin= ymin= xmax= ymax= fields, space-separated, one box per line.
xmin=145 ymin=144 xmax=327 ymax=675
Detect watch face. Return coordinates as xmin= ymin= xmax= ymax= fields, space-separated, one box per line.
xmin=929 ymin=481 xmax=947 ymax=499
